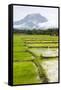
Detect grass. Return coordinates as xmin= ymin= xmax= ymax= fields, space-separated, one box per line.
xmin=13 ymin=51 xmax=35 ymax=61
xmin=27 ymin=43 xmax=58 ymax=48
xmin=13 ymin=62 xmax=41 ymax=85
xmin=13 ymin=46 xmax=27 ymax=51
xmin=13 ymin=33 xmax=58 ymax=85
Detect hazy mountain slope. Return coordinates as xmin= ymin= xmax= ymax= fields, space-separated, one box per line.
xmin=13 ymin=13 xmax=48 ymax=30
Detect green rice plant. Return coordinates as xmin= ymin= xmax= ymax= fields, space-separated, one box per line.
xmin=13 ymin=51 xmax=35 ymax=61
xmin=13 ymin=62 xmax=41 ymax=85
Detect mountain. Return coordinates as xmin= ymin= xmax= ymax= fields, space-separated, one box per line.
xmin=13 ymin=13 xmax=48 ymax=30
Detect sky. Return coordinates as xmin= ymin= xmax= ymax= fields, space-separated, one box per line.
xmin=13 ymin=5 xmax=58 ymax=28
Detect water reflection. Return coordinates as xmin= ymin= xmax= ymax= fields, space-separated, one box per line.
xmin=40 ymin=57 xmax=58 ymax=82
xmin=29 ymin=48 xmax=58 ymax=57
xmin=28 ymin=48 xmax=58 ymax=82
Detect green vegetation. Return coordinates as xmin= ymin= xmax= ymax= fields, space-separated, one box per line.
xmin=14 ymin=28 xmax=58 ymax=36
xmin=13 ymin=33 xmax=58 ymax=85
xmin=13 ymin=62 xmax=41 ymax=84
xmin=13 ymin=51 xmax=34 ymax=61
xmin=27 ymin=43 xmax=58 ymax=48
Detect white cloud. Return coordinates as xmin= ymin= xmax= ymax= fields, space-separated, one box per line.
xmin=13 ymin=5 xmax=58 ymax=28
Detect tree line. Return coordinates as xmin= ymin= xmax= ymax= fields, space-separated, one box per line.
xmin=13 ymin=28 xmax=59 ymax=36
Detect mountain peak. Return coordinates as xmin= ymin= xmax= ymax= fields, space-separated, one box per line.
xmin=13 ymin=13 xmax=48 ymax=30
xmin=26 ymin=13 xmax=42 ymax=17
